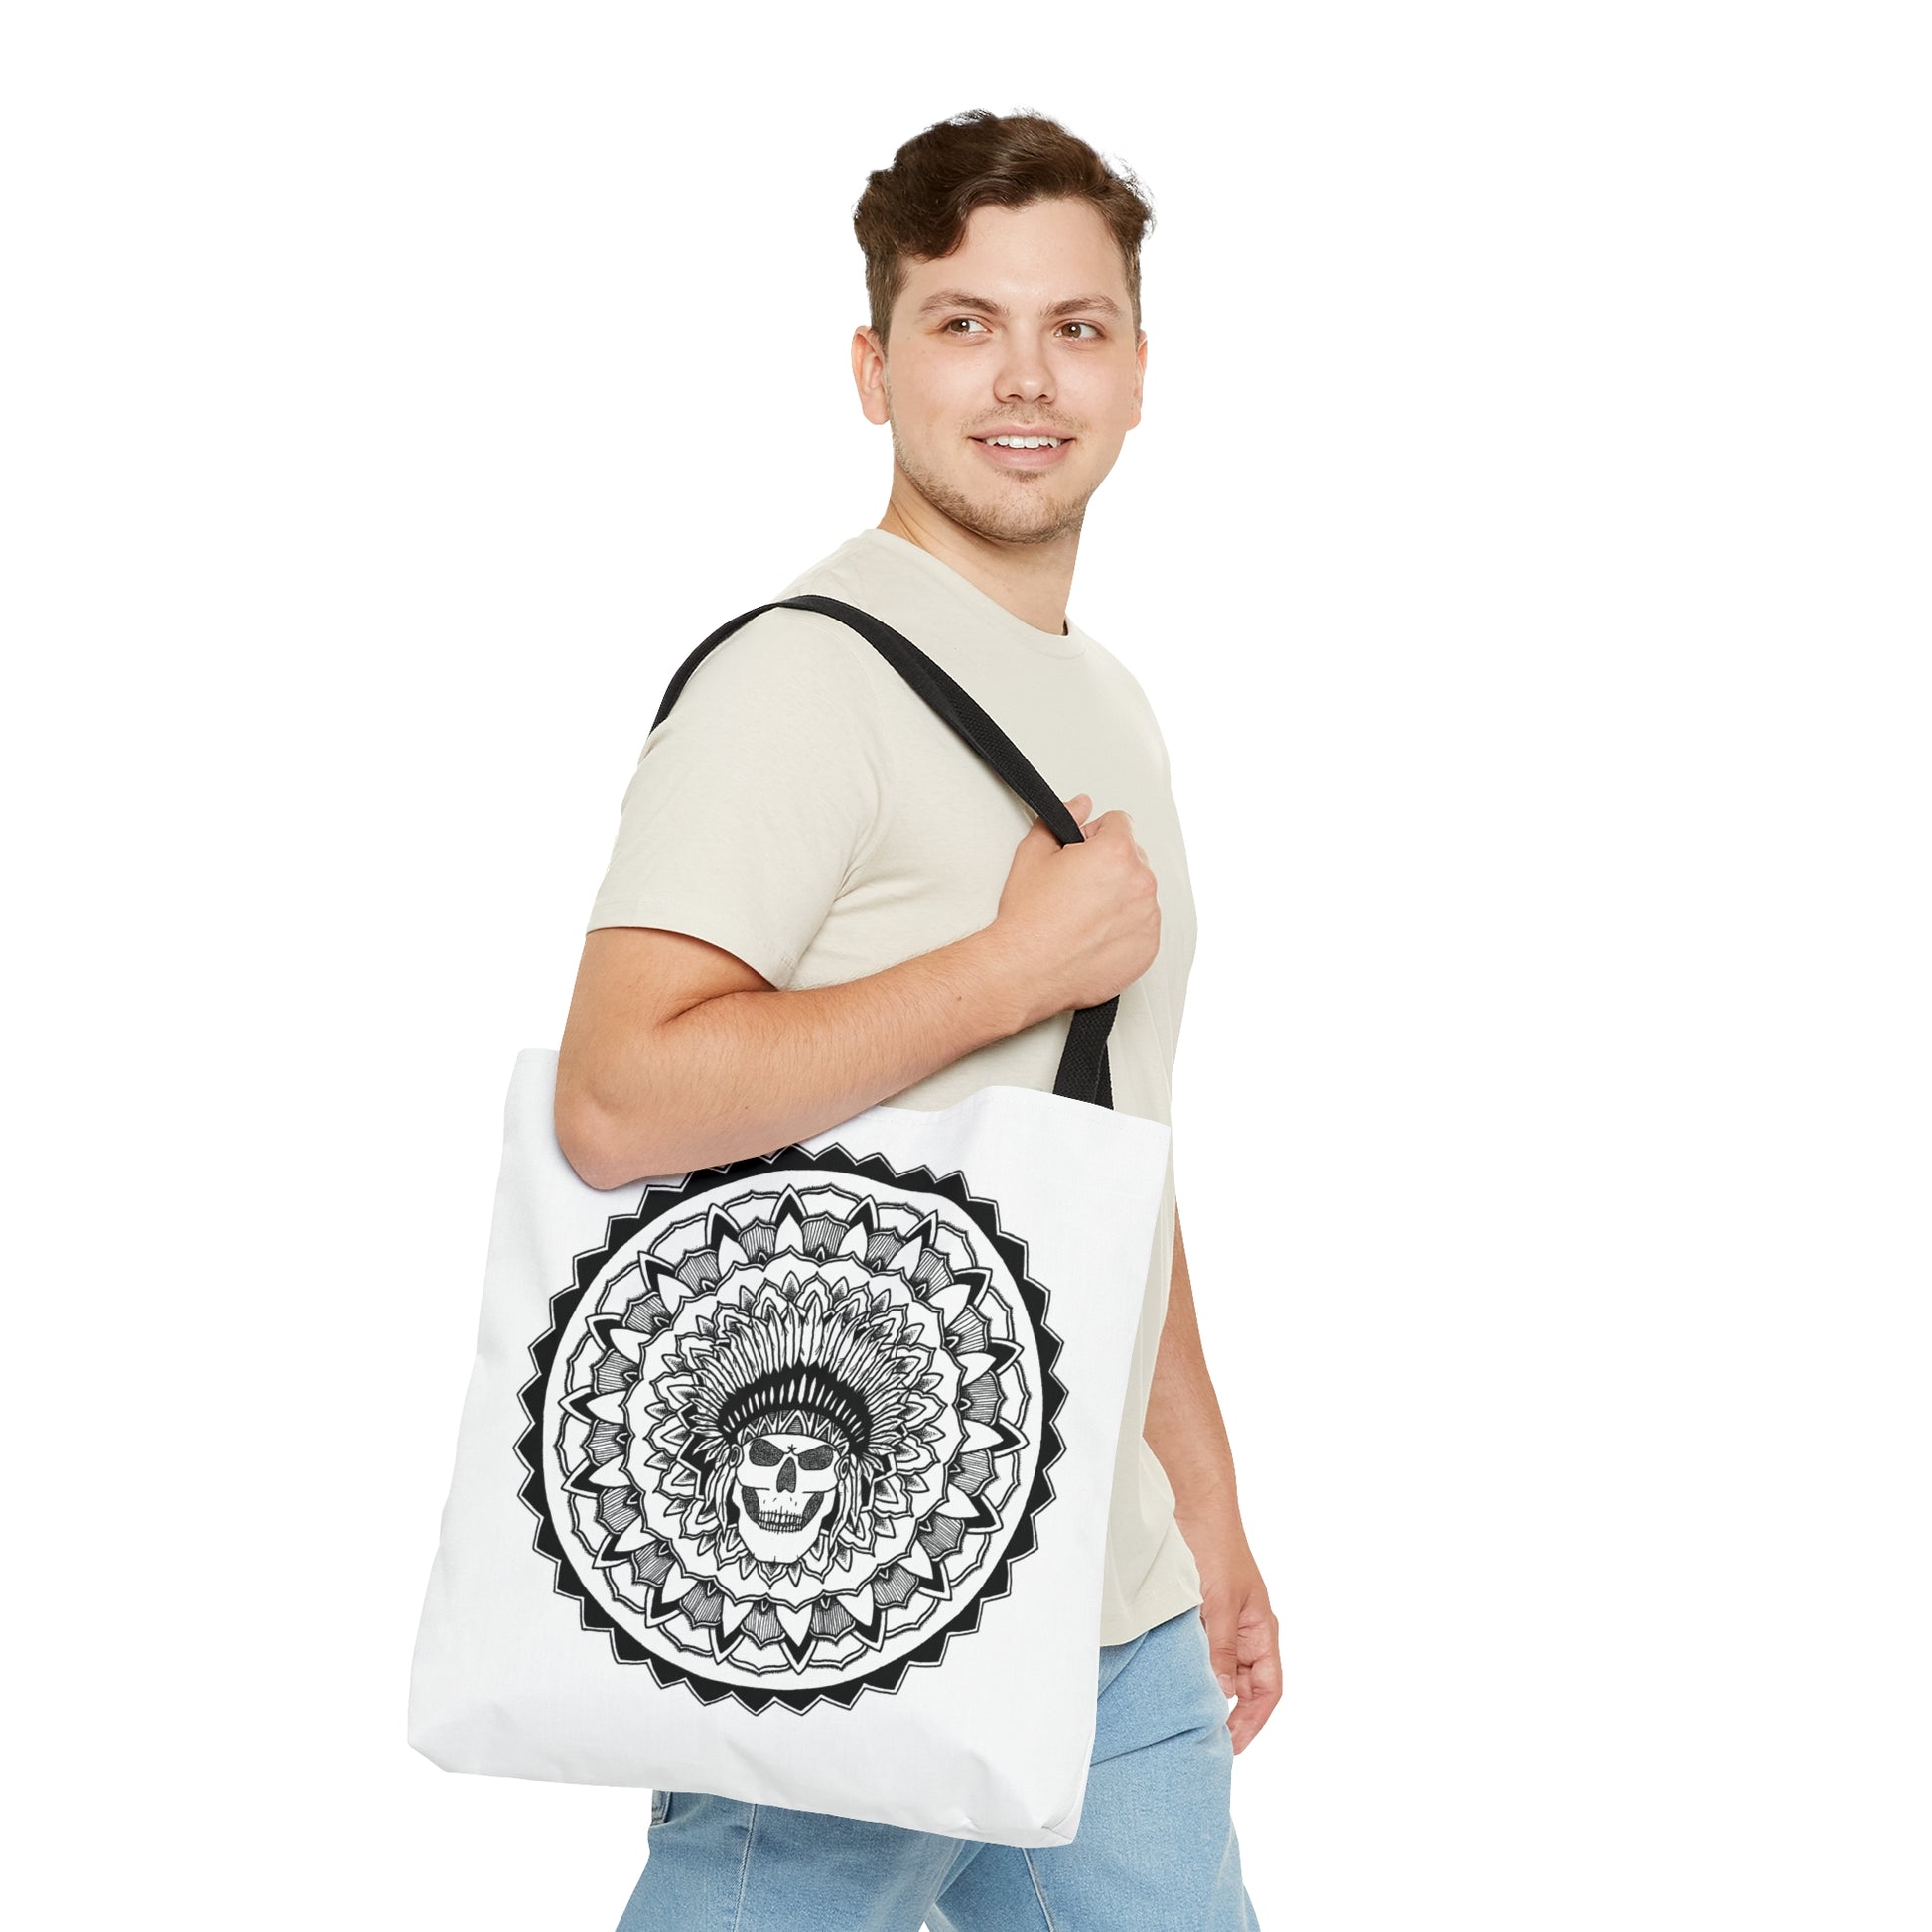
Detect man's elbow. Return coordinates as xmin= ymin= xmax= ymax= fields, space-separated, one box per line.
xmin=554 ymin=1080 xmax=664 ymax=1193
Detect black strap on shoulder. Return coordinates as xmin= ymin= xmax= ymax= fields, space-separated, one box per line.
xmin=651 ymin=592 xmax=1117 ymax=1110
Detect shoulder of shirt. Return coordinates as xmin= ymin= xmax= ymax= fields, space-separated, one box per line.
xmin=667 ymin=597 xmax=895 ymax=708
xmin=696 ymin=538 xmax=962 ymax=705
xmin=718 ymin=535 xmax=928 ymax=666
xmin=641 ymin=582 xmax=916 ymax=782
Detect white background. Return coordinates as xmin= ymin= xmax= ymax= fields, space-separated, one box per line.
xmin=7 ymin=5 xmax=1927 ymax=1928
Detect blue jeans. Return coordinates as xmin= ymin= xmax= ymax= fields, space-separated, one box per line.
xmin=613 ymin=1604 xmax=1260 ymax=1931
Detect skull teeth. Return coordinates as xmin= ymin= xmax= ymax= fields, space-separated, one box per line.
xmin=741 ymin=1485 xmax=828 ymax=1532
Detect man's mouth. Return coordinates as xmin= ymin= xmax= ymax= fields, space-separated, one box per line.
xmin=970 ymin=434 xmax=1075 ymax=469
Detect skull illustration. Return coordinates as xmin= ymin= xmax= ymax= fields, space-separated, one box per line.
xmin=733 ymin=1430 xmax=845 ymax=1563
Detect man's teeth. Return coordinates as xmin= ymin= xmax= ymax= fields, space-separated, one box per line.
xmin=984 ymin=435 xmax=1061 ymax=448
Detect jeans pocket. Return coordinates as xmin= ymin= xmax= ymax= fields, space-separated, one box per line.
xmin=649 ymin=1788 xmax=673 ymax=1825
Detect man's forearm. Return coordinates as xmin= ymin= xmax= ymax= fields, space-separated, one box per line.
xmin=1144 ymin=1205 xmax=1246 ymax=1537
xmin=567 ymin=928 xmax=1039 ymax=1187
xmin=1148 ymin=1201 xmax=1279 ymax=1736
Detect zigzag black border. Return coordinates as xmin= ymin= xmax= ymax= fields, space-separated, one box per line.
xmin=513 ymin=1139 xmax=1068 ymax=1714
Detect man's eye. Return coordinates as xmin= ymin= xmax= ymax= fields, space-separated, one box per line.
xmin=944 ymin=317 xmax=988 ymax=335
xmin=1061 ymin=322 xmax=1101 ymax=340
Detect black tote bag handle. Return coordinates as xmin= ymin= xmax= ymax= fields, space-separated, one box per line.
xmin=650 ymin=592 xmax=1118 ymax=1110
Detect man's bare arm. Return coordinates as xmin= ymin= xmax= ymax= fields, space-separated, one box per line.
xmin=1146 ymin=1203 xmax=1283 ymax=1750
xmin=556 ymin=923 xmax=1036 ymax=1188
xmin=556 ymin=790 xmax=1162 ymax=1190
xmin=1145 ymin=1205 xmax=1243 ymax=1533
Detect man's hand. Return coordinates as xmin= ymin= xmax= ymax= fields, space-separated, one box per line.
xmin=1190 ymin=1520 xmax=1282 ymax=1754
xmin=990 ymin=791 xmax=1162 ymax=1022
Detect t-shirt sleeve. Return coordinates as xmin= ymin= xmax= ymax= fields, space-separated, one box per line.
xmin=583 ymin=607 xmax=898 ymax=988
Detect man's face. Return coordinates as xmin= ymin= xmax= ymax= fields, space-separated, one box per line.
xmin=856 ymin=197 xmax=1146 ymax=547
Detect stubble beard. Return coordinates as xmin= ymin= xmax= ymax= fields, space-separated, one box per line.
xmin=887 ymin=418 xmax=1090 ymax=549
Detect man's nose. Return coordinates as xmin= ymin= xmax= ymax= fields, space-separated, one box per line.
xmin=997 ymin=350 xmax=1052 ymax=404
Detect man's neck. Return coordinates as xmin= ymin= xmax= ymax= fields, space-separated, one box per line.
xmin=876 ymin=500 xmax=1078 ymax=639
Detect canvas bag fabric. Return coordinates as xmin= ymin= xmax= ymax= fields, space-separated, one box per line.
xmin=406 ymin=595 xmax=1174 ymax=1847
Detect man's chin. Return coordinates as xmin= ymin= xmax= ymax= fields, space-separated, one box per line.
xmin=943 ymin=481 xmax=1086 ymax=547
xmin=892 ymin=445 xmax=1088 ymax=546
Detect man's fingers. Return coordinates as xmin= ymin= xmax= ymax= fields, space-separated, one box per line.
xmin=1229 ymin=1616 xmax=1285 ymax=1751
xmin=1229 ymin=1676 xmax=1283 ymax=1754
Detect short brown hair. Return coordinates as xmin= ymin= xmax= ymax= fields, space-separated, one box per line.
xmin=853 ymin=108 xmax=1156 ymax=350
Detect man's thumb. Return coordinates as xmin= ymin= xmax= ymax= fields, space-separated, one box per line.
xmin=1035 ymin=794 xmax=1090 ymax=841
xmin=1210 ymin=1633 xmax=1239 ymax=1701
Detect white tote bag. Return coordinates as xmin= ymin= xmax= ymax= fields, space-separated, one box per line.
xmin=407 ymin=595 xmax=1174 ymax=1848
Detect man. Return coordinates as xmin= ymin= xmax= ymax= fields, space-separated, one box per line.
xmin=557 ymin=107 xmax=1276 ymax=1932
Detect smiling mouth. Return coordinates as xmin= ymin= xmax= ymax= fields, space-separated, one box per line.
xmin=971 ymin=435 xmax=1075 ymax=466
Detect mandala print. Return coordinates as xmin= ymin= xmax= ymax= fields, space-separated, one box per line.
xmin=515 ymin=1143 xmax=1066 ymax=1713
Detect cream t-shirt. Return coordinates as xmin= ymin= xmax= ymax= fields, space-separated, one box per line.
xmin=584 ymin=525 xmax=1204 ymax=1647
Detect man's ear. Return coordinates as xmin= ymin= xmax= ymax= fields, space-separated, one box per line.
xmin=852 ymin=324 xmax=891 ymax=427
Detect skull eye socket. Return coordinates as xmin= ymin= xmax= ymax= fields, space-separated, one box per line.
xmin=742 ymin=1438 xmax=839 ymax=1471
